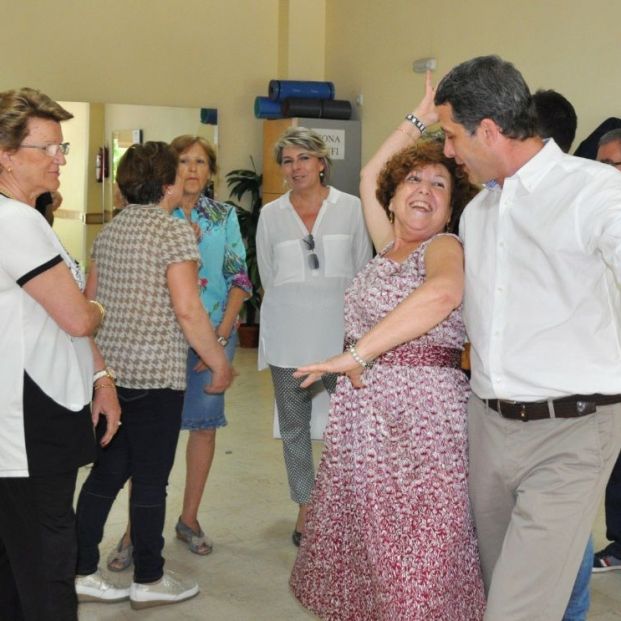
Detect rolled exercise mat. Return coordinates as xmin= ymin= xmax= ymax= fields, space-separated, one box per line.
xmin=319 ymin=99 xmax=352 ymax=120
xmin=282 ymin=98 xmax=321 ymax=118
xmin=282 ymin=98 xmax=353 ymax=120
xmin=269 ymin=80 xmax=335 ymax=102
xmin=254 ymin=96 xmax=283 ymax=119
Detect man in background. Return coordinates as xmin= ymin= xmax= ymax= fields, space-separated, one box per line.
xmin=592 ymin=127 xmax=621 ymax=573
xmin=533 ymin=88 xmax=577 ymax=153
xmin=596 ymin=128 xmax=621 ymax=171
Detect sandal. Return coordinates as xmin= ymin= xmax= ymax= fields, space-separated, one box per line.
xmin=106 ymin=535 xmax=133 ymax=572
xmin=175 ymin=518 xmax=213 ymax=556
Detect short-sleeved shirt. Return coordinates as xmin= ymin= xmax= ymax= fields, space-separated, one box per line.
xmin=0 ymin=196 xmax=94 ymax=477
xmin=172 ymin=196 xmax=251 ymax=326
xmin=93 ymin=204 xmax=200 ymax=390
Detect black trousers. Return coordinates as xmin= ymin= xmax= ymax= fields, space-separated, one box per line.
xmin=0 ymin=471 xmax=79 ymax=621
xmin=605 ymin=450 xmax=621 ymax=556
xmin=76 ymin=387 xmax=183 ymax=583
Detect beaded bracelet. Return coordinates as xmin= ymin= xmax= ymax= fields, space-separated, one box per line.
xmin=348 ymin=344 xmax=373 ymax=369
xmin=405 ymin=113 xmax=426 ymax=134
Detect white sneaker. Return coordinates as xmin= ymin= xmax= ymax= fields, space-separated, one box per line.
xmin=130 ymin=570 xmax=199 ymax=609
xmin=75 ymin=568 xmax=130 ymax=602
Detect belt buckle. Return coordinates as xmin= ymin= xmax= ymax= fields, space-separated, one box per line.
xmin=576 ymin=400 xmax=596 ymax=416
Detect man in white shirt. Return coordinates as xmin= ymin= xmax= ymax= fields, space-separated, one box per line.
xmin=434 ymin=55 xmax=621 ymax=621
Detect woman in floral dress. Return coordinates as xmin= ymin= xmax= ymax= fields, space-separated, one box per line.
xmin=290 ymin=74 xmax=485 ymax=620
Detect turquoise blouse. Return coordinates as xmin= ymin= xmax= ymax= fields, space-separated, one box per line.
xmin=173 ymin=195 xmax=251 ymax=327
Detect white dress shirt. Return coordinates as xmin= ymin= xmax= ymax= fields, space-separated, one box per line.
xmin=461 ymin=140 xmax=621 ymax=400
xmin=256 ymin=187 xmax=372 ymax=370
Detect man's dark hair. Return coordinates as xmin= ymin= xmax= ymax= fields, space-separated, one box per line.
xmin=434 ymin=55 xmax=537 ymax=140
xmin=532 ymin=89 xmax=577 ymax=153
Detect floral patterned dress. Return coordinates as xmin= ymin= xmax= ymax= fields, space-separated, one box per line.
xmin=290 ymin=235 xmax=485 ymax=621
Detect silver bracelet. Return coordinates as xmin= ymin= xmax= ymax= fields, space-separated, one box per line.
xmin=405 ymin=113 xmax=426 ymax=134
xmin=348 ymin=344 xmax=373 ymax=369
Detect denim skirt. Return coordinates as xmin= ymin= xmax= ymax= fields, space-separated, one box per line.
xmin=181 ymin=331 xmax=237 ymax=430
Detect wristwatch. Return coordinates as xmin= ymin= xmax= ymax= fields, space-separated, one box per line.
xmin=93 ymin=367 xmax=117 ymax=383
xmin=217 ymin=336 xmax=229 ymax=347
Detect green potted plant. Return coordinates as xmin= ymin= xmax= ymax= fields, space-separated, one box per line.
xmin=226 ymin=159 xmax=263 ymax=348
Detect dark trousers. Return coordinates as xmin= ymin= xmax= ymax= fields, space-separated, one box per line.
xmin=76 ymin=387 xmax=183 ymax=583
xmin=0 ymin=471 xmax=79 ymax=621
xmin=605 ymin=450 xmax=621 ymax=556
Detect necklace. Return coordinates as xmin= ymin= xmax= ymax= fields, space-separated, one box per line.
xmin=0 ymin=187 xmax=16 ymax=200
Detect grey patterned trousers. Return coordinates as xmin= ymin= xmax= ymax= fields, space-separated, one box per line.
xmin=269 ymin=366 xmax=337 ymax=504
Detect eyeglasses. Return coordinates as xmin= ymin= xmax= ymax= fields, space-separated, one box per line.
xmin=19 ymin=142 xmax=70 ymax=157
xmin=302 ymin=234 xmax=319 ymax=270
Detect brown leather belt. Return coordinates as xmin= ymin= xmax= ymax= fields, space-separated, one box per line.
xmin=486 ymin=394 xmax=621 ymax=422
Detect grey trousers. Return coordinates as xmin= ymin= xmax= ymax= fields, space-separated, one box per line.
xmin=269 ymin=366 xmax=337 ymax=504
xmin=468 ymin=394 xmax=621 ymax=621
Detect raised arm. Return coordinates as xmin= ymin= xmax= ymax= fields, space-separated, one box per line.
xmin=167 ymin=260 xmax=233 ymax=393
xmin=360 ymin=71 xmax=438 ymax=252
xmin=295 ymin=235 xmax=463 ymax=387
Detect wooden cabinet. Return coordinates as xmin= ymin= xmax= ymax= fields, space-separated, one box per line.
xmin=262 ymin=117 xmax=361 ymax=205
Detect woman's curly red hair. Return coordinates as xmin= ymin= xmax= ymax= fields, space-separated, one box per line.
xmin=376 ymin=136 xmax=480 ymax=233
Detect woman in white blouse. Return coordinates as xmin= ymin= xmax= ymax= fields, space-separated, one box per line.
xmin=256 ymin=127 xmax=372 ymax=546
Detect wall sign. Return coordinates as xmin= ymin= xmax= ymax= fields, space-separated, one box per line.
xmin=314 ymin=128 xmax=345 ymax=160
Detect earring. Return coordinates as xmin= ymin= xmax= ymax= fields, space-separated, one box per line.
xmin=388 ymin=210 xmax=395 ymax=224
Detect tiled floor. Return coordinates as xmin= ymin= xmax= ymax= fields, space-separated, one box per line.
xmin=77 ymin=347 xmax=621 ymax=620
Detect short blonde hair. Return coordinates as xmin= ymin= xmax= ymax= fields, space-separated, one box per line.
xmin=170 ymin=135 xmax=218 ymax=175
xmin=273 ymin=126 xmax=332 ymax=185
xmin=0 ymin=87 xmax=72 ymax=152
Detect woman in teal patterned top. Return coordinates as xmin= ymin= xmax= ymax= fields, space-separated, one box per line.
xmin=170 ymin=135 xmax=251 ymax=555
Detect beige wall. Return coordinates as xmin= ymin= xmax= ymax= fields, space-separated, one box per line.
xmin=326 ymin=0 xmax=621 ymax=163
xmin=3 ymin=1 xmax=620 ymax=188
xmin=2 ymin=0 xmax=280 ymax=187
